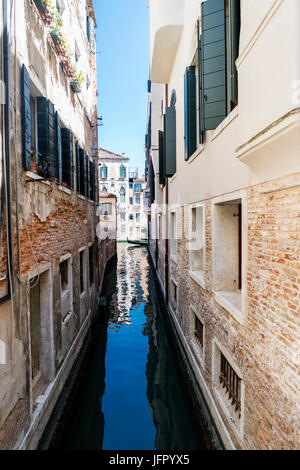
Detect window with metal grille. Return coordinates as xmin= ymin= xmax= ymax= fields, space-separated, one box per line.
xmin=89 ymin=246 xmax=94 ymax=286
xmin=80 ymin=251 xmax=84 ymax=293
xmin=60 ymin=260 xmax=68 ymax=292
xmin=220 ymin=353 xmax=241 ymax=419
xmin=194 ymin=315 xmax=203 ymax=349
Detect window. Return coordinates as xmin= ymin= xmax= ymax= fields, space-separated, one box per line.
xmin=60 ymin=257 xmax=72 ymax=319
xmin=134 ymin=183 xmax=142 ymax=193
xmin=136 ymin=213 xmax=140 ymax=223
xmin=120 ymin=187 xmax=126 ymax=204
xmin=121 ymin=225 xmax=126 ymax=233
xmin=30 ymin=96 xmax=37 ymax=152
xmin=164 ymin=107 xmax=176 ymax=177
xmin=120 ymin=165 xmax=126 ymax=178
xmin=129 ymin=197 xmax=133 ymax=205
xmin=170 ymin=211 xmax=177 ymax=259
xmin=102 ymin=186 xmax=107 ymax=192
xmin=120 ymin=212 xmax=126 ymax=222
xmin=100 ymin=202 xmax=112 ymax=216
xmin=198 ymin=0 xmax=241 ymax=136
xmin=74 ymin=40 xmax=81 ymax=64
xmin=129 ymin=183 xmax=133 ymax=189
xmin=170 ymin=280 xmax=177 ymax=311
xmin=60 ymin=260 xmax=68 ymax=293
xmin=89 ymin=246 xmax=95 ymax=286
xmin=190 ymin=307 xmax=205 ymax=360
xmin=100 ymin=166 xmax=108 ymax=179
xmin=213 ymin=198 xmax=243 ymax=318
xmin=129 ymin=214 xmax=133 ymax=220
xmin=194 ymin=315 xmax=204 ymax=350
xmin=135 ymin=195 xmax=141 ymax=205
xmin=189 ymin=205 xmax=205 ymax=285
xmin=220 ymin=352 xmax=241 ymax=419
xmin=79 ymin=250 xmax=85 ymax=294
xmin=56 ymin=0 xmax=65 ymax=14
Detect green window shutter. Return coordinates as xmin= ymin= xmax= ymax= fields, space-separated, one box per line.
xmin=79 ymin=148 xmax=86 ymax=196
xmin=90 ymin=161 xmax=96 ymax=201
xmin=164 ymin=106 xmax=176 ymax=177
xmin=75 ymin=140 xmax=81 ymax=193
xmin=229 ymin=0 xmax=241 ymax=108
xmin=201 ymin=0 xmax=227 ymax=130
xmin=37 ymin=98 xmax=57 ymax=177
xmin=149 ymin=158 xmax=155 ymax=204
xmin=197 ymin=20 xmax=204 ymax=143
xmin=184 ymin=66 xmax=197 ymax=160
xmin=55 ymin=112 xmax=62 ymax=183
xmin=86 ymin=155 xmax=90 ymax=198
xmin=158 ymin=130 xmax=165 ymax=186
xmin=21 ymin=65 xmax=31 ymax=170
xmin=61 ymin=128 xmax=74 ymax=189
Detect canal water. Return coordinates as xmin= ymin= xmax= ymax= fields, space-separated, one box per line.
xmin=55 ymin=244 xmax=212 ymax=450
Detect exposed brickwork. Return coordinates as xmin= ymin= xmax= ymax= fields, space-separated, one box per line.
xmin=165 ymin=173 xmax=300 ymax=450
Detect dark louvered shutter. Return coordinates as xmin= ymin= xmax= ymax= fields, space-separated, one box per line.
xmin=86 ymin=155 xmax=90 ymax=198
xmin=90 ymin=161 xmax=96 ymax=201
xmin=229 ymin=0 xmax=241 ymax=108
xmin=61 ymin=129 xmax=74 ymax=189
xmin=75 ymin=140 xmax=80 ymax=193
xmin=184 ymin=66 xmax=197 ymax=160
xmin=149 ymin=158 xmax=155 ymax=204
xmin=55 ymin=112 xmax=62 ymax=183
xmin=79 ymin=149 xmax=86 ymax=196
xmin=37 ymin=98 xmax=57 ymax=177
xmin=201 ymin=0 xmax=227 ymax=130
xmin=197 ymin=20 xmax=204 ymax=143
xmin=21 ymin=65 xmax=31 ymax=170
xmin=164 ymin=107 xmax=176 ymax=177
xmin=158 ymin=130 xmax=165 ymax=186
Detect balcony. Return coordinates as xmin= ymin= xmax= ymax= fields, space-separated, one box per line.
xmin=149 ymin=0 xmax=184 ymax=83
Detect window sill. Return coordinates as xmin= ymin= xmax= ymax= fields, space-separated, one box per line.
xmin=78 ymin=194 xmax=86 ymax=201
xmin=190 ymin=339 xmax=205 ymax=368
xmin=189 ymin=270 xmax=205 ymax=289
xmin=170 ymin=254 xmax=178 ymax=264
xmin=58 ymin=185 xmax=72 ymax=195
xmin=80 ymin=291 xmax=87 ymax=300
xmin=214 ymin=290 xmax=243 ymax=324
xmin=212 ymin=106 xmax=239 ymax=141
xmin=187 ymin=145 xmax=205 ymax=164
xmin=169 ymin=173 xmax=177 ymax=184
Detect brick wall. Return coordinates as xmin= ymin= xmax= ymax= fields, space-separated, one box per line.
xmin=166 ymin=172 xmax=300 ymax=449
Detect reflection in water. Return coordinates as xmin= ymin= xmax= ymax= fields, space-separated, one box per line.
xmin=55 ymin=245 xmax=209 ymax=450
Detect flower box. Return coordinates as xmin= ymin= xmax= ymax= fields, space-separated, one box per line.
xmin=61 ymin=59 xmax=75 ymax=79
xmin=70 ymin=80 xmax=81 ymax=93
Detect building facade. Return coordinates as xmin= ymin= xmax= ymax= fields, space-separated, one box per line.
xmin=146 ymin=0 xmax=300 ymax=450
xmin=99 ymin=148 xmax=148 ymax=241
xmin=0 ymin=0 xmax=104 ymax=449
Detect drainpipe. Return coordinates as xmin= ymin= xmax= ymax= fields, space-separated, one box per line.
xmin=2 ymin=0 xmax=15 ymax=300
xmin=165 ymin=84 xmax=169 ymax=304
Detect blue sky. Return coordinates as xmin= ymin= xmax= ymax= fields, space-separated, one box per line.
xmin=94 ymin=0 xmax=150 ymax=175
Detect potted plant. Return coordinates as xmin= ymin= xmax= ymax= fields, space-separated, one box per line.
xmin=71 ymin=70 xmax=84 ymax=93
xmin=37 ymin=155 xmax=52 ymax=178
xmin=50 ymin=9 xmax=63 ymax=46
xmin=31 ymin=147 xmax=41 ymax=173
xmin=40 ymin=0 xmax=54 ymax=26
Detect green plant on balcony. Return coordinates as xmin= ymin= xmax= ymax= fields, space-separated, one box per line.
xmin=33 ymin=0 xmax=54 ymax=26
xmin=70 ymin=69 xmax=84 ymax=93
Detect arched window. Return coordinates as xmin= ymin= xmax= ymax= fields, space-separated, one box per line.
xmin=102 ymin=186 xmax=107 ymax=192
xmin=120 ymin=186 xmax=126 ymax=204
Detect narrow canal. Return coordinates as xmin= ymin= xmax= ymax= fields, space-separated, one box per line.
xmin=54 ymin=244 xmax=214 ymax=450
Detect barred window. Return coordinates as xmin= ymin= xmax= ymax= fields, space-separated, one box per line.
xmin=194 ymin=315 xmax=203 ymax=349
xmin=220 ymin=353 xmax=241 ymax=419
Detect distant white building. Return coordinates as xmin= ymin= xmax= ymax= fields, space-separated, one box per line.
xmin=98 ymin=148 xmax=148 ymax=241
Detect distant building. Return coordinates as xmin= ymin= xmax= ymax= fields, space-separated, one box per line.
xmin=99 ymin=148 xmax=148 ymax=241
